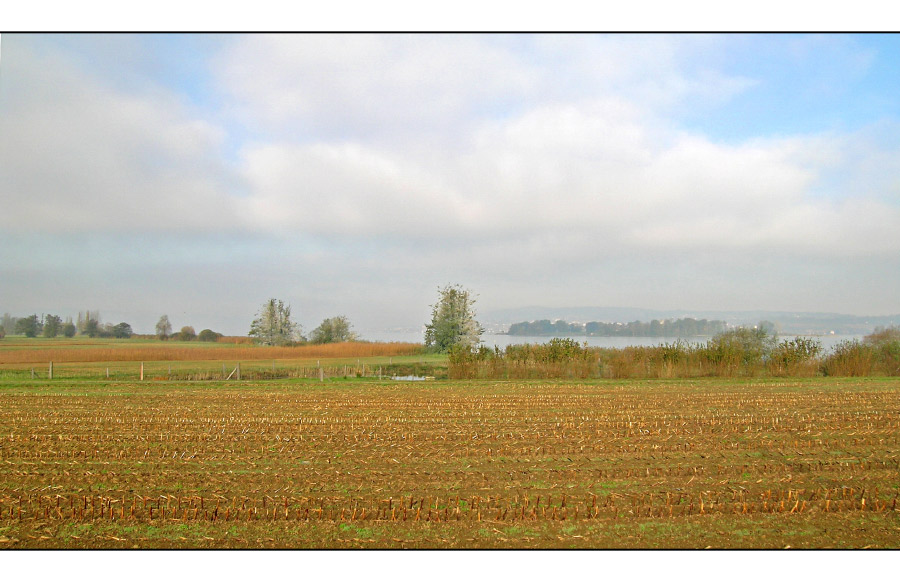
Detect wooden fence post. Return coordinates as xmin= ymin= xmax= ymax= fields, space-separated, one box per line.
xmin=49 ymin=361 xmax=53 ymax=380
xmin=237 ymin=363 xmax=241 ymax=381
xmin=140 ymin=362 xmax=144 ymax=381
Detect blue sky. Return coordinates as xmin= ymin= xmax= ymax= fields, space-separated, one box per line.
xmin=2 ymin=33 xmax=899 ymax=335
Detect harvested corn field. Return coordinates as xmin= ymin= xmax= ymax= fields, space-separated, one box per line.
xmin=0 ymin=377 xmax=898 ymax=548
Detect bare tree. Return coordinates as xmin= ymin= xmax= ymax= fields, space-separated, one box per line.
xmin=156 ymin=315 xmax=173 ymax=340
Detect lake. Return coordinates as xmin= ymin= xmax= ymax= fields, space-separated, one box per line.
xmin=359 ymin=331 xmax=863 ymax=353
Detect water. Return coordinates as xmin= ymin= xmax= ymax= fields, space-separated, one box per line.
xmin=360 ymin=331 xmax=862 ymax=353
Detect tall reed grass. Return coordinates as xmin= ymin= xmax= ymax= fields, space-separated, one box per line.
xmin=449 ymin=327 xmax=899 ymax=380
xmin=0 ymin=341 xmax=424 ymax=365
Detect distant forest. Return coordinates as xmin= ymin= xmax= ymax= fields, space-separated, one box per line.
xmin=507 ymin=318 xmax=728 ymax=337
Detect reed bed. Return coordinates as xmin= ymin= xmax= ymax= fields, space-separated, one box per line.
xmin=450 ymin=328 xmax=900 ymax=380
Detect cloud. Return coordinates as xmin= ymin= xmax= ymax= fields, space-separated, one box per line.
xmin=3 ymin=34 xmax=900 ymax=329
xmin=0 ymin=36 xmax=246 ymax=235
xmin=215 ymin=34 xmax=536 ymax=142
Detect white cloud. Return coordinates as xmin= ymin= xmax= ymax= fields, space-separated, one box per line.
xmin=4 ymin=34 xmax=900 ymax=328
xmin=0 ymin=37 xmax=246 ymax=235
xmin=215 ymin=34 xmax=535 ymax=141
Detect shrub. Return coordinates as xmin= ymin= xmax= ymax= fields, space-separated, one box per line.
xmin=448 ymin=339 xmax=597 ymax=380
xmin=821 ymin=340 xmax=875 ymax=377
xmin=768 ymin=337 xmax=822 ymax=377
xmin=863 ymin=326 xmax=900 ymax=375
xmin=198 ymin=329 xmax=222 ymax=342
xmin=112 ymin=322 xmax=133 ymax=339
xmin=700 ymin=327 xmax=776 ymax=376
xmin=178 ymin=326 xmax=197 ymax=341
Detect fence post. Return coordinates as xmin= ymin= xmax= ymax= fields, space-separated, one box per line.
xmin=140 ymin=362 xmax=144 ymax=381
xmin=49 ymin=361 xmax=53 ymax=380
xmin=31 ymin=368 xmax=35 ymax=379
xmin=237 ymin=363 xmax=241 ymax=381
xmin=319 ymin=367 xmax=324 ymax=382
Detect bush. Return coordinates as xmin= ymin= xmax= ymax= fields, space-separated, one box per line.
xmin=449 ymin=339 xmax=597 ymax=380
xmin=700 ymin=327 xmax=776 ymax=376
xmin=821 ymin=340 xmax=875 ymax=377
xmin=863 ymin=326 xmax=900 ymax=346
xmin=112 ymin=322 xmax=133 ymax=339
xmin=863 ymin=326 xmax=900 ymax=375
xmin=768 ymin=337 xmax=822 ymax=377
xmin=198 ymin=329 xmax=222 ymax=342
xmin=178 ymin=326 xmax=197 ymax=341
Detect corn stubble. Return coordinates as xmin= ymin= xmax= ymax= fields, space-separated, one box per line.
xmin=1 ymin=379 xmax=898 ymax=548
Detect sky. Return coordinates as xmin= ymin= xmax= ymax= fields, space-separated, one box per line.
xmin=2 ymin=33 xmax=900 ymax=336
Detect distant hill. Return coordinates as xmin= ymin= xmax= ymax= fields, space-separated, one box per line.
xmin=482 ymin=306 xmax=900 ymax=336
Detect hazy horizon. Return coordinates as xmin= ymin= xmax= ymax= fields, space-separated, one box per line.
xmin=3 ymin=34 xmax=900 ymax=336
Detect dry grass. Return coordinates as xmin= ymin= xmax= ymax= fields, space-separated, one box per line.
xmin=0 ymin=340 xmax=423 ymax=365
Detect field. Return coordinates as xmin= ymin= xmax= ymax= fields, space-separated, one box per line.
xmin=1 ymin=364 xmax=898 ymax=548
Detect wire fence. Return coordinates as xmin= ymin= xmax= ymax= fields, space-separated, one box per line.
xmin=0 ymin=360 xmax=443 ymax=382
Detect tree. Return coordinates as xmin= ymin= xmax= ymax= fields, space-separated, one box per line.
xmin=178 ymin=326 xmax=196 ymax=341
xmin=83 ymin=318 xmax=100 ymax=338
xmin=249 ymin=298 xmax=301 ymax=346
xmin=62 ymin=319 xmax=76 ymax=338
xmin=424 ymin=284 xmax=483 ymax=353
xmin=77 ymin=310 xmax=101 ymax=335
xmin=156 ymin=315 xmax=172 ymax=340
xmin=1 ymin=314 xmax=16 ymax=336
xmin=310 ymin=316 xmax=358 ymax=344
xmin=15 ymin=314 xmax=41 ymax=338
xmin=112 ymin=322 xmax=133 ymax=339
xmin=43 ymin=314 xmax=62 ymax=338
xmin=198 ymin=329 xmax=222 ymax=342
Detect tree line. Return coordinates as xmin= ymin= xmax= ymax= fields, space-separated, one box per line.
xmin=2 ymin=283 xmax=487 ymax=352
xmin=246 ymin=299 xmax=359 ymax=346
xmin=248 ymin=285 xmax=483 ymax=351
xmin=1 ymin=311 xmax=132 ymax=339
xmin=507 ymin=317 xmax=730 ymax=337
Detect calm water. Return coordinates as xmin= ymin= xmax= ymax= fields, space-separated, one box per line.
xmin=360 ymin=331 xmax=862 ymax=353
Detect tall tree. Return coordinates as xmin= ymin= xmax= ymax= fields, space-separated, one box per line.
xmin=249 ymin=298 xmax=301 ymax=346
xmin=310 ymin=316 xmax=358 ymax=344
xmin=112 ymin=322 xmax=133 ymax=339
xmin=424 ymin=284 xmax=483 ymax=353
xmin=43 ymin=314 xmax=62 ymax=338
xmin=62 ymin=317 xmax=76 ymax=338
xmin=156 ymin=315 xmax=173 ymax=340
xmin=1 ymin=314 xmax=17 ymax=335
xmin=15 ymin=314 xmax=41 ymax=338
